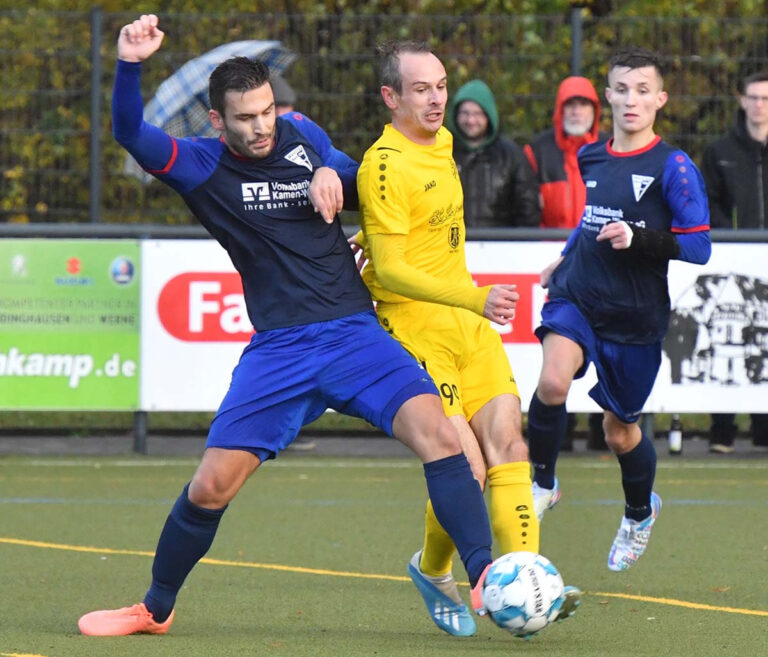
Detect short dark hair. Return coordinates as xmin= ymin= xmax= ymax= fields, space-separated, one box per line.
xmin=609 ymin=46 xmax=664 ymax=83
xmin=209 ymin=56 xmax=270 ymax=116
xmin=741 ymin=71 xmax=768 ymax=94
xmin=377 ymin=40 xmax=433 ymax=94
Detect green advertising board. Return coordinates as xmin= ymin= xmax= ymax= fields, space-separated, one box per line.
xmin=0 ymin=239 xmax=140 ymax=410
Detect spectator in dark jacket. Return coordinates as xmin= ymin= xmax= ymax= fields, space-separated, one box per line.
xmin=701 ymin=71 xmax=768 ymax=230
xmin=701 ymin=70 xmax=768 ymax=452
xmin=447 ymin=79 xmax=539 ymax=227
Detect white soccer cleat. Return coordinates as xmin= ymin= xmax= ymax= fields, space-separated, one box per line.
xmin=607 ymin=492 xmax=662 ymax=572
xmin=532 ymin=477 xmax=561 ymax=523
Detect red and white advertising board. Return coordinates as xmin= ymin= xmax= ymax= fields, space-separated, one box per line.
xmin=140 ymin=240 xmax=252 ymax=411
xmin=141 ymin=240 xmax=767 ymax=413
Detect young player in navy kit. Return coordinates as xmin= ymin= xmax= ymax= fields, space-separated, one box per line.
xmin=528 ymin=47 xmax=711 ymax=571
xmin=77 ymin=14 xmax=496 ymax=636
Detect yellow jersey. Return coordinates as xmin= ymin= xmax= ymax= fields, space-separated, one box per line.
xmin=357 ymin=124 xmax=486 ymax=314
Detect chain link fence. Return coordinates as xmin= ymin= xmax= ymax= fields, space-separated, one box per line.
xmin=2 ymin=10 xmax=768 ymax=224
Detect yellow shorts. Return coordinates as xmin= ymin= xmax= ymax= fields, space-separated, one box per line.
xmin=376 ymin=301 xmax=519 ymax=420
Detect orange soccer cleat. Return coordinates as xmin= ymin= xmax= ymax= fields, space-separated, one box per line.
xmin=78 ymin=602 xmax=174 ymax=636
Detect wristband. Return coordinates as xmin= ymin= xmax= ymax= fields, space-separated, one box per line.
xmin=628 ymin=225 xmax=680 ymax=260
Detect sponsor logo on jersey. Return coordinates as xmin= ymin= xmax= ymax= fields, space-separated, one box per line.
xmin=585 ymin=179 xmax=597 ymax=188
xmin=241 ymin=182 xmax=270 ymax=203
xmin=428 ymin=203 xmax=461 ymax=227
xmin=241 ymin=180 xmax=311 ymax=209
xmin=631 ymin=174 xmax=655 ymax=202
xmin=583 ymin=204 xmax=624 ymax=225
xmin=284 ymin=144 xmax=313 ymax=171
xmin=424 ymin=180 xmax=436 ymax=192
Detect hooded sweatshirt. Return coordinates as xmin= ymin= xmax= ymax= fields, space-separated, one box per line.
xmin=524 ymin=76 xmax=603 ymax=229
xmin=700 ymin=108 xmax=768 ymax=228
xmin=447 ymin=80 xmax=539 ymax=227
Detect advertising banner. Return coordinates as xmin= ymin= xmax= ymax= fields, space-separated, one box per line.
xmin=0 ymin=239 xmax=140 ymax=409
xmin=140 ymin=239 xmax=767 ymax=413
xmin=140 ymin=240 xmax=249 ymax=411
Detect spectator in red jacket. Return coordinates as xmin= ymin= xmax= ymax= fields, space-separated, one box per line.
xmin=525 ymin=76 xmax=606 ymax=449
xmin=525 ymin=76 xmax=604 ymax=229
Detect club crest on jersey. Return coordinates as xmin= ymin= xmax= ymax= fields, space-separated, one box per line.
xmin=449 ymin=223 xmax=461 ymax=249
xmin=631 ymin=174 xmax=654 ymax=202
xmin=284 ymin=145 xmax=313 ymax=172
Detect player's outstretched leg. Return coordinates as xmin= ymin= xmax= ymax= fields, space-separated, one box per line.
xmin=78 ymin=483 xmax=226 ymax=636
xmin=608 ymin=492 xmax=662 ymax=571
xmin=423 ymin=453 xmax=493 ymax=588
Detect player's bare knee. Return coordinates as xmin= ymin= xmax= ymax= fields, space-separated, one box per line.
xmin=536 ymin=375 xmax=569 ymax=405
xmin=604 ymin=428 xmax=638 ymax=455
xmin=187 ymin=474 xmax=234 ymax=509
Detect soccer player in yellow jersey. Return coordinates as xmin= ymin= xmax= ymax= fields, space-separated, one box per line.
xmin=355 ymin=41 xmax=580 ymax=636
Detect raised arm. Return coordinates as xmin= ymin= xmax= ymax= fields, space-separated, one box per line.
xmin=112 ymin=14 xmax=174 ymax=171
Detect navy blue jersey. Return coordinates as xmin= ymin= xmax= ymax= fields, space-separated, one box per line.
xmin=549 ymin=137 xmax=709 ymax=344
xmin=113 ymin=60 xmax=372 ymax=331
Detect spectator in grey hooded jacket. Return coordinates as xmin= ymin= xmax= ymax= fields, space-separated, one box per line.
xmin=447 ymin=79 xmax=539 ymax=227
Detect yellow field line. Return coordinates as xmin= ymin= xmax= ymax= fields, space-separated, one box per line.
xmin=2 ymin=537 xmax=766 ymax=617
xmin=591 ymin=591 xmax=768 ymax=617
xmin=1 ymin=653 xmax=49 ymax=657
xmin=0 ymin=537 xmax=405 ymax=582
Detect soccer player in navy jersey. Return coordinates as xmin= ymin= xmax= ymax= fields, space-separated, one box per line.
xmin=77 ymin=14 xmax=496 ymax=636
xmin=527 ymin=46 xmax=711 ymax=571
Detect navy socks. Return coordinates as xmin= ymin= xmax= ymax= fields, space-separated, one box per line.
xmin=423 ymin=453 xmax=492 ymax=587
xmin=527 ymin=392 xmax=568 ymax=489
xmin=144 ymin=483 xmax=226 ymax=622
xmin=617 ymin=432 xmax=657 ymax=521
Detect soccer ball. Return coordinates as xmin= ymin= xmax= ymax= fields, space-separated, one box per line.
xmin=481 ymin=551 xmax=565 ymax=637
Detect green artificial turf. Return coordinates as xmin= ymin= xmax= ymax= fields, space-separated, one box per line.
xmin=0 ymin=455 xmax=765 ymax=657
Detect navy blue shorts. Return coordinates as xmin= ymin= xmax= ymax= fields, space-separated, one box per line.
xmin=535 ymin=298 xmax=661 ymax=424
xmin=206 ymin=310 xmax=438 ymax=461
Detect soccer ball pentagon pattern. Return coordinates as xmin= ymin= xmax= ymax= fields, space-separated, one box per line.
xmin=481 ymin=551 xmax=565 ymax=637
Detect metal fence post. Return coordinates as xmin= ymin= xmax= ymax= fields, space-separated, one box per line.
xmin=89 ymin=7 xmax=103 ymax=223
xmin=133 ymin=410 xmax=148 ymax=454
xmin=641 ymin=413 xmax=655 ymax=440
xmin=570 ymin=5 xmax=583 ymax=76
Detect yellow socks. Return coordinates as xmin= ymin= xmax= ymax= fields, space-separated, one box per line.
xmin=419 ymin=462 xmax=540 ymax=576
xmin=419 ymin=499 xmax=455 ymax=577
xmin=488 ymin=461 xmax=539 ymax=553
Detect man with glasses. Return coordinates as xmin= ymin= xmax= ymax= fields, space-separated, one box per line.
xmin=447 ymin=79 xmax=539 ymax=227
xmin=701 ymin=71 xmax=768 ymax=453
